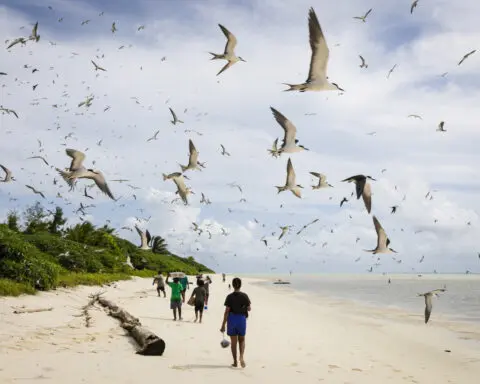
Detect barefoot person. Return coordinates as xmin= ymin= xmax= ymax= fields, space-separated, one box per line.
xmin=220 ymin=277 xmax=251 ymax=368
xmin=166 ymin=273 xmax=183 ymax=321
xmin=203 ymin=275 xmax=212 ymax=309
xmin=190 ymin=278 xmax=207 ymax=323
xmin=152 ymin=271 xmax=166 ymax=298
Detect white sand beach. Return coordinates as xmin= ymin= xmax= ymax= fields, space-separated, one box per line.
xmin=1 ymin=275 xmax=479 ymax=383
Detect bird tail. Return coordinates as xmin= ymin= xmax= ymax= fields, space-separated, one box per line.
xmin=282 ymin=83 xmax=307 ymax=92
xmin=275 ymin=186 xmax=285 ymax=194
xmin=162 ymin=173 xmax=169 ymax=181
xmin=209 ymin=52 xmax=222 ymax=60
xmin=179 ymin=164 xmax=187 ymax=173
xmin=178 ymin=119 xmax=184 ymax=124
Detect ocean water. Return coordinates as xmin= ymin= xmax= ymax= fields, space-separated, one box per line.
xmin=254 ymin=274 xmax=480 ymax=324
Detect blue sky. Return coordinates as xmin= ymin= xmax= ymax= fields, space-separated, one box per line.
xmin=1 ymin=0 xmax=479 ymax=274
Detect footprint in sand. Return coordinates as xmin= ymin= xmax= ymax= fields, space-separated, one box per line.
xmin=351 ymin=368 xmax=363 ymax=372
xmin=328 ymin=364 xmax=340 ymax=369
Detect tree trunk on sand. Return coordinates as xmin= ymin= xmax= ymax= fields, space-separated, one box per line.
xmin=95 ymin=296 xmax=165 ymax=356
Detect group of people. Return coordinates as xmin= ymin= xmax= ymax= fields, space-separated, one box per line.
xmin=152 ymin=271 xmax=212 ymax=322
xmin=152 ymin=271 xmax=251 ymax=368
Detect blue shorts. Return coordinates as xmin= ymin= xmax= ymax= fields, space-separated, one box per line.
xmin=227 ymin=313 xmax=247 ymax=337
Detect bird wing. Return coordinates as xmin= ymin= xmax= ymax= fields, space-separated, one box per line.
xmin=424 ymin=294 xmax=432 ymax=323
xmin=355 ymin=177 xmax=366 ymax=199
xmin=310 ymin=171 xmax=321 ymax=178
xmin=373 ymin=216 xmax=387 ymax=250
xmin=92 ymin=172 xmax=115 ymax=200
xmin=169 ymin=107 xmax=177 ymax=121
xmin=362 ymin=181 xmax=372 ymax=213
xmin=219 ymin=24 xmax=237 ymax=55
xmin=146 ymin=229 xmax=152 ymax=245
xmin=270 ymin=107 xmax=297 ymax=147
xmin=216 ymin=61 xmax=234 ymax=76
xmin=306 ymin=8 xmax=330 ymax=83
xmin=365 ymin=8 xmax=372 ymax=18
xmin=286 ymin=158 xmax=296 ymax=186
xmin=410 ymin=0 xmax=417 ymax=14
xmin=31 ymin=22 xmax=38 ymax=38
xmin=359 ymin=55 xmax=365 ymax=65
xmin=65 ymin=148 xmax=86 ymax=171
xmin=0 ymin=164 xmax=8 ymax=176
xmin=188 ymin=139 xmax=199 ymax=165
xmin=135 ymin=225 xmax=143 ymax=238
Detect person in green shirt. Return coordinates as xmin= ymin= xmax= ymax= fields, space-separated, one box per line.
xmin=166 ymin=273 xmax=183 ymax=321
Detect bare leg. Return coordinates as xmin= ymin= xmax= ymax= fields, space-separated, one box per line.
xmin=199 ymin=310 xmax=203 ymax=323
xmin=178 ymin=306 xmax=182 ymax=320
xmin=172 ymin=308 xmax=177 ymax=321
xmin=230 ymin=336 xmax=238 ymax=367
xmin=194 ymin=309 xmax=198 ymax=322
xmin=239 ymin=336 xmax=246 ymax=367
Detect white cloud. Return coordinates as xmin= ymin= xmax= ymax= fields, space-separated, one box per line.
xmin=1 ymin=0 xmax=480 ymax=274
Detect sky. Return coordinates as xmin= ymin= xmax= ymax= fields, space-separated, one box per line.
xmin=1 ymin=0 xmax=479 ymax=274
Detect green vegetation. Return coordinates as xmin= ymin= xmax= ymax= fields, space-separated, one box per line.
xmin=0 ymin=203 xmax=214 ymax=296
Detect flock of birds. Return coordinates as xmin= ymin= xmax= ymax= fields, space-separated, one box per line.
xmin=1 ymin=2 xmax=477 ymax=323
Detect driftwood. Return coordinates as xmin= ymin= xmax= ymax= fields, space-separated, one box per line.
xmin=13 ymin=307 xmax=53 ymax=314
xmin=94 ymin=296 xmax=165 ymax=356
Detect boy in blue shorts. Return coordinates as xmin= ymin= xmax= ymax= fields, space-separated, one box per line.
xmin=220 ymin=277 xmax=251 ymax=368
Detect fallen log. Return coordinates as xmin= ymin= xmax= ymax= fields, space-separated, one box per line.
xmin=95 ymin=296 xmax=165 ymax=356
xmin=13 ymin=307 xmax=53 ymax=314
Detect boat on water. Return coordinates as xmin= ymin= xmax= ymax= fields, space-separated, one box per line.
xmin=273 ymin=279 xmax=291 ymax=285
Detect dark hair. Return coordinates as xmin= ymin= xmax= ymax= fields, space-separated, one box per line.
xmin=232 ymin=277 xmax=241 ymax=290
xmin=173 ymin=277 xmax=180 ymax=283
xmin=158 ymin=271 xmax=162 ymax=275
xmin=197 ymin=279 xmax=205 ymax=287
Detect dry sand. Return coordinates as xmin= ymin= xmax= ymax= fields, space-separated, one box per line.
xmin=1 ymin=275 xmax=479 ymax=383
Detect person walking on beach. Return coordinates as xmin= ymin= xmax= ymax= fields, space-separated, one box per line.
xmin=220 ymin=277 xmax=251 ymax=368
xmin=222 ymin=273 xmax=226 ymax=283
xmin=190 ymin=278 xmax=207 ymax=323
xmin=180 ymin=274 xmax=189 ymax=303
xmin=204 ymin=275 xmax=212 ymax=309
xmin=166 ymin=273 xmax=183 ymax=321
xmin=152 ymin=271 xmax=166 ymax=298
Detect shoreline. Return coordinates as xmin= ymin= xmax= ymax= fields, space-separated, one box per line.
xmin=1 ymin=274 xmax=479 ymax=383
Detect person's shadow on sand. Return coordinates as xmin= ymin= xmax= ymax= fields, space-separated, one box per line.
xmin=171 ymin=364 xmax=233 ymax=370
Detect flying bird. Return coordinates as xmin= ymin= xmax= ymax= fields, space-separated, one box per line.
xmin=220 ymin=144 xmax=230 ymax=156
xmin=209 ymin=24 xmax=246 ymax=76
xmin=268 ymin=138 xmax=281 ymax=158
xmin=387 ymin=64 xmax=397 ymax=79
xmin=437 ymin=121 xmax=446 ymax=132
xmin=0 ymin=106 xmax=19 ymax=118
xmin=418 ymin=289 xmax=446 ymax=324
xmin=408 ymin=114 xmax=422 ymax=119
xmin=56 ymin=149 xmax=115 ymax=200
xmin=276 ymin=158 xmax=303 ymax=198
xmin=359 ymin=55 xmax=368 ymax=68
xmin=457 ymin=50 xmax=476 ymax=66
xmin=169 ymin=107 xmax=184 ymax=125
xmin=147 ymin=130 xmax=160 ymax=142
xmin=0 ymin=164 xmax=14 ymax=182
xmin=179 ymin=139 xmax=205 ymax=172
xmin=135 ymin=225 xmax=152 ymax=250
xmin=365 ymin=216 xmax=397 ymax=254
xmin=278 ymin=226 xmax=291 ymax=241
xmin=163 ymin=172 xmax=193 ymax=205
xmin=91 ymin=60 xmax=106 ymax=71
xmin=27 ymin=155 xmax=49 ymax=166
xmin=6 ymin=37 xmax=27 ymax=49
xmin=341 ymin=174 xmax=376 ymax=213
xmin=26 ymin=185 xmax=45 ymax=198
xmin=283 ymin=8 xmax=338 ymax=92
xmin=111 ymin=22 xmax=117 ymax=33
xmin=270 ymin=107 xmax=309 ymax=154
xmin=310 ymin=172 xmax=333 ymax=189
xmin=84 ymin=186 xmax=94 ymax=199
xmin=390 ymin=205 xmax=398 ymax=214
xmin=29 ymin=22 xmax=40 ymax=42
xmin=340 ymin=197 xmax=348 ymax=207
xmin=410 ymin=0 xmax=419 ymax=14
xmin=353 ymin=8 xmax=373 ymax=22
